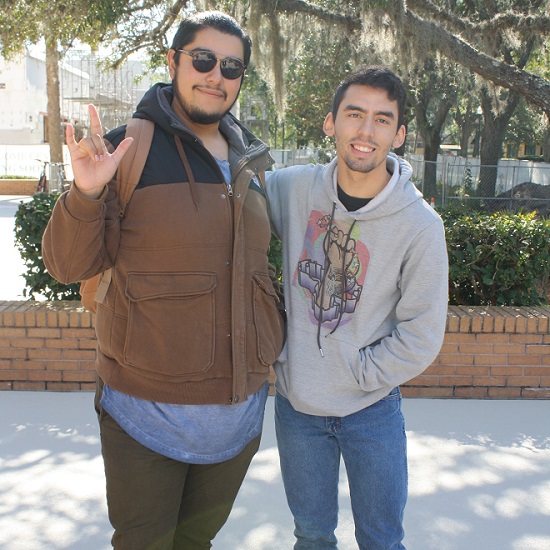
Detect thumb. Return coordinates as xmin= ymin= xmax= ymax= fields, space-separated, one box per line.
xmin=111 ymin=137 xmax=134 ymax=166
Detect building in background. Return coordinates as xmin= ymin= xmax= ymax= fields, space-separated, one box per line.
xmin=0 ymin=49 xmax=151 ymax=146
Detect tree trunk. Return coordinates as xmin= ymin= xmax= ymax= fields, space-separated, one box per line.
xmin=478 ymin=132 xmax=502 ymax=197
xmin=45 ymin=36 xmax=63 ymax=164
xmin=422 ymin=136 xmax=441 ymax=201
xmin=478 ymin=89 xmax=521 ymax=197
xmin=412 ymin=94 xmax=450 ymax=201
xmin=455 ymin=103 xmax=478 ymax=158
xmin=543 ymin=114 xmax=550 ymax=164
xmin=459 ymin=131 xmax=469 ymax=158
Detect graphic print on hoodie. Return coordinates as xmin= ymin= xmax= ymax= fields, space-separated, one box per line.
xmin=294 ymin=205 xmax=370 ymax=340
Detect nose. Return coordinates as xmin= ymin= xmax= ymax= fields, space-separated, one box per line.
xmin=358 ymin=116 xmax=375 ymax=137
xmin=205 ymin=60 xmax=224 ymax=83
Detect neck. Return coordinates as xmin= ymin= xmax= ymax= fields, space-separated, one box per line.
xmin=172 ymin=103 xmax=229 ymax=160
xmin=337 ymin=165 xmax=391 ymax=199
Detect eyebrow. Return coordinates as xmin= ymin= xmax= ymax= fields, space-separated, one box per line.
xmin=343 ymin=104 xmax=395 ymax=119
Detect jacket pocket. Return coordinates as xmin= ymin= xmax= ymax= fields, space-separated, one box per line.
xmin=252 ymin=272 xmax=285 ymax=367
xmin=124 ymin=272 xmax=216 ymax=379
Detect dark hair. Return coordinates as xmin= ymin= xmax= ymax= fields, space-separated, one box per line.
xmin=331 ymin=66 xmax=407 ymax=128
xmin=171 ymin=11 xmax=252 ymax=68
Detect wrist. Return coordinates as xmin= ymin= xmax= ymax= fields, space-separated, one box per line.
xmin=73 ymin=181 xmax=105 ymax=200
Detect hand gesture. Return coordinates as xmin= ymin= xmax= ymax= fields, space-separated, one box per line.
xmin=66 ymin=104 xmax=134 ymax=199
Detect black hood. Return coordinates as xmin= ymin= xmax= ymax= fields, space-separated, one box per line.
xmin=133 ymin=83 xmax=185 ymax=136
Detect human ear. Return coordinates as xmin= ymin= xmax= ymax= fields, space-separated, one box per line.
xmin=392 ymin=125 xmax=406 ymax=149
xmin=167 ymin=49 xmax=177 ymax=79
xmin=323 ymin=113 xmax=335 ymax=137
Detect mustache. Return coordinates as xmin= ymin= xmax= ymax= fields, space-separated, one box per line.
xmin=193 ymin=85 xmax=227 ymax=100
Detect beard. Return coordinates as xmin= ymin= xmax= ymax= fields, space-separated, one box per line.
xmin=339 ymin=141 xmax=390 ymax=175
xmin=172 ymin=77 xmax=237 ymax=125
xmin=342 ymin=157 xmax=378 ymax=174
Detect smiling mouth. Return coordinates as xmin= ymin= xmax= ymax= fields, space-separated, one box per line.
xmin=195 ymin=86 xmax=226 ymax=100
xmin=352 ymin=144 xmax=374 ymax=153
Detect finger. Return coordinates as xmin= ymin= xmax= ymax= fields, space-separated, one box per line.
xmin=77 ymin=136 xmax=103 ymax=160
xmin=65 ymin=123 xmax=77 ymax=151
xmin=111 ymin=137 xmax=134 ymax=166
xmin=88 ymin=104 xmax=103 ymax=138
xmin=90 ymin=133 xmax=107 ymax=158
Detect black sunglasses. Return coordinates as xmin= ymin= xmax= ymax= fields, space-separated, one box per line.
xmin=177 ymin=49 xmax=246 ymax=80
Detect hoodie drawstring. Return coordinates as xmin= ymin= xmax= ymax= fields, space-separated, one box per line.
xmin=174 ymin=135 xmax=200 ymax=210
xmin=317 ymin=203 xmax=358 ymax=356
xmin=316 ymin=202 xmax=337 ymax=356
xmin=329 ymin=218 xmax=356 ymax=336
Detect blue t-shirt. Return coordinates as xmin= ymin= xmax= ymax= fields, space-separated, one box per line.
xmin=100 ymin=157 xmax=268 ymax=464
xmin=100 ymin=382 xmax=268 ymax=464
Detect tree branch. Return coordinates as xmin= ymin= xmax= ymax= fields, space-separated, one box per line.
xmin=267 ymin=0 xmax=361 ymax=33
xmin=110 ymin=0 xmax=189 ymax=68
xmin=408 ymin=0 xmax=550 ymax=36
xmin=402 ymin=7 xmax=550 ymax=114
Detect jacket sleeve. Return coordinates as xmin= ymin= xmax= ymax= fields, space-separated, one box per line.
xmin=354 ymin=217 xmax=449 ymax=391
xmin=42 ymin=177 xmax=121 ymax=284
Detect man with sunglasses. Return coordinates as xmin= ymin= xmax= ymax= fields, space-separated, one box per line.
xmin=43 ymin=11 xmax=284 ymax=550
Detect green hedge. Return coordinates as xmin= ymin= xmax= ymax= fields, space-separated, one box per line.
xmin=13 ymin=196 xmax=550 ymax=307
xmin=13 ymin=193 xmax=80 ymax=300
xmin=442 ymin=206 xmax=550 ymax=306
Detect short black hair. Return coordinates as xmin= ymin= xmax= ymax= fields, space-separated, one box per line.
xmin=332 ymin=66 xmax=407 ymax=128
xmin=171 ymin=11 xmax=252 ymax=68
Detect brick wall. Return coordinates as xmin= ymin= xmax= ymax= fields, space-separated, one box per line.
xmin=1 ymin=301 xmax=549 ymax=398
xmin=0 ymin=179 xmax=37 ymax=195
xmin=402 ymin=305 xmax=550 ymax=398
xmin=0 ymin=301 xmax=96 ymax=391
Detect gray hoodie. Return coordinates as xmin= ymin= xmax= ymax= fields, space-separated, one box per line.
xmin=266 ymin=153 xmax=449 ymax=416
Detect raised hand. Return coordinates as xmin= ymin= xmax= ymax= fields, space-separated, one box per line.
xmin=66 ymin=104 xmax=134 ymax=199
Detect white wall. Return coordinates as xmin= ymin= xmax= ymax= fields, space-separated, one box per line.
xmin=0 ymin=54 xmax=48 ymax=144
xmin=0 ymin=144 xmax=73 ymax=178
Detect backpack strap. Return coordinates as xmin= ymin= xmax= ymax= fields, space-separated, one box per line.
xmin=116 ymin=117 xmax=155 ymax=218
xmin=92 ymin=118 xmax=155 ymax=307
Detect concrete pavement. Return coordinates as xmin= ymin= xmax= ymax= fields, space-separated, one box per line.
xmin=0 ymin=393 xmax=549 ymax=549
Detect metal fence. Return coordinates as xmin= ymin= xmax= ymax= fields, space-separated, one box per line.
xmin=406 ymin=155 xmax=550 ymax=212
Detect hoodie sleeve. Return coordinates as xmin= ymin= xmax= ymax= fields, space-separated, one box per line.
xmin=265 ymin=165 xmax=307 ymax=238
xmin=355 ymin=215 xmax=449 ymax=391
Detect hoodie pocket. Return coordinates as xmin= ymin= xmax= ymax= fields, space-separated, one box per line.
xmin=251 ymin=272 xmax=285 ymax=368
xmin=124 ymin=272 xmax=216 ymax=379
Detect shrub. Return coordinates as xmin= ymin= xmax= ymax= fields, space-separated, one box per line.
xmin=13 ymin=193 xmax=80 ymax=300
xmin=13 ymin=194 xmax=550 ymax=307
xmin=442 ymin=207 xmax=550 ymax=306
xmin=268 ymin=234 xmax=283 ymax=282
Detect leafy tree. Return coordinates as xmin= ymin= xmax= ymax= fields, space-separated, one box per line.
xmin=205 ymin=0 xmax=550 ymax=114
xmin=285 ymin=31 xmax=353 ymax=148
xmin=0 ymin=1 xmax=189 ymax=163
xmin=406 ymin=57 xmax=459 ymax=199
xmin=0 ymin=1 xmax=129 ymax=163
xmin=504 ymin=99 xmax=544 ymax=159
xmin=453 ymin=95 xmax=481 ymax=159
xmin=204 ymin=0 xmax=550 ymax=191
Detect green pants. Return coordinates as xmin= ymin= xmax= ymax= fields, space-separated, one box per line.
xmin=95 ymin=382 xmax=261 ymax=550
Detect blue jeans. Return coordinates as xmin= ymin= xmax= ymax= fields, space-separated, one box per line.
xmin=275 ymin=389 xmax=407 ymax=550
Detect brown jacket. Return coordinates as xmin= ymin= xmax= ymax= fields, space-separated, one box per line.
xmin=42 ymin=91 xmax=284 ymax=405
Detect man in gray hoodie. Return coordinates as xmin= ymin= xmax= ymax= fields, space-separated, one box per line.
xmin=265 ymin=66 xmax=448 ymax=549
